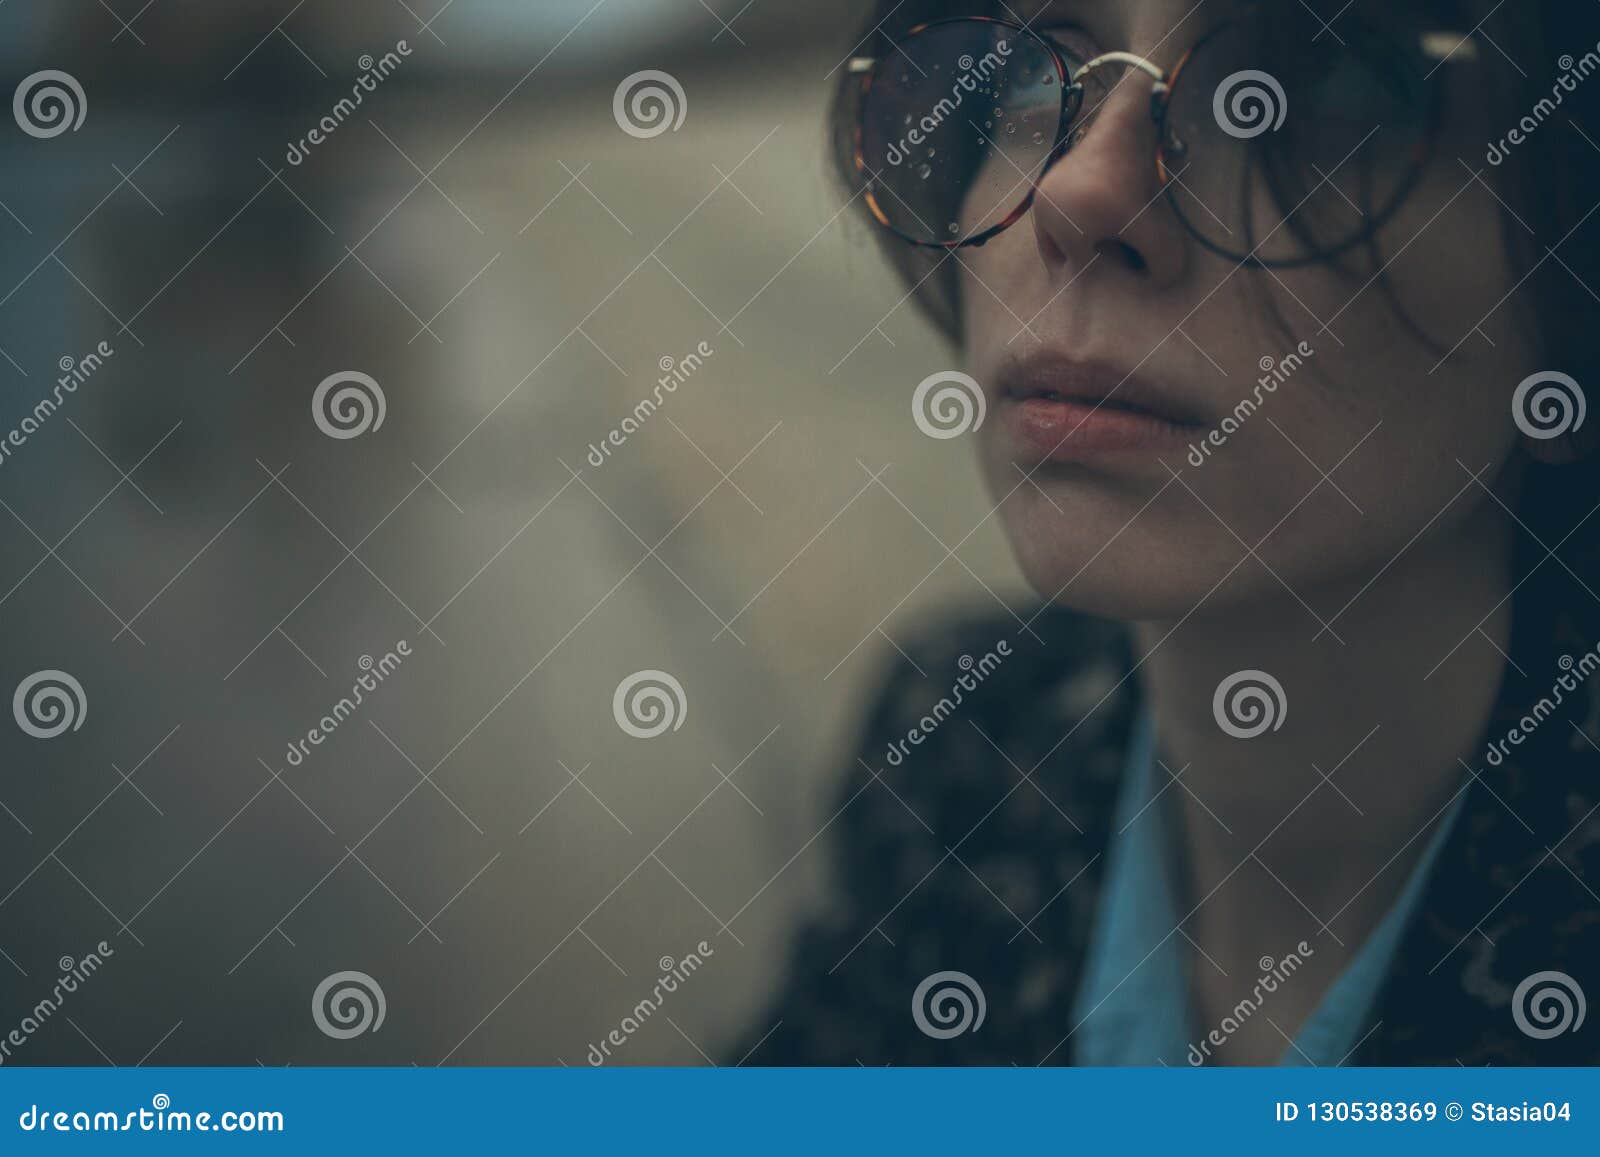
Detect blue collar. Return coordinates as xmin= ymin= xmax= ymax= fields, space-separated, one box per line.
xmin=1072 ymin=712 xmax=1465 ymax=1066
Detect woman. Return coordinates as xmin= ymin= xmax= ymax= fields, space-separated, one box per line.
xmin=738 ymin=0 xmax=1600 ymax=1065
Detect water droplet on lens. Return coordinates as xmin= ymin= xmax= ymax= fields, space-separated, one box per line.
xmin=948 ymin=222 xmax=961 ymax=235
xmin=1041 ymin=74 xmax=1054 ymax=86
xmin=917 ymin=163 xmax=933 ymax=180
xmin=1032 ymin=131 xmax=1045 ymax=144
xmin=1006 ymin=123 xmax=1016 ymax=135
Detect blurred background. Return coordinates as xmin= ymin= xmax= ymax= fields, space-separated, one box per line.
xmin=0 ymin=0 xmax=1026 ymax=1064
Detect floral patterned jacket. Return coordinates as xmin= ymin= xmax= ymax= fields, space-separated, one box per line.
xmin=736 ymin=607 xmax=1600 ymax=1066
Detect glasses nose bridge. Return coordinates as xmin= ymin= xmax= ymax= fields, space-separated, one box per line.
xmin=1073 ymin=50 xmax=1167 ymax=87
xmin=1066 ymin=50 xmax=1171 ymax=132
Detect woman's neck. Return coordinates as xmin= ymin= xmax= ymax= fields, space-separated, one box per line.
xmin=1129 ymin=497 xmax=1513 ymax=957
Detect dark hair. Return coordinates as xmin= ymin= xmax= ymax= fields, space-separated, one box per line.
xmin=830 ymin=0 xmax=1600 ymax=675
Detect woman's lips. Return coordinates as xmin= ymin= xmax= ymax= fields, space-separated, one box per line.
xmin=1003 ymin=395 xmax=1201 ymax=462
xmin=996 ymin=355 xmax=1207 ymax=464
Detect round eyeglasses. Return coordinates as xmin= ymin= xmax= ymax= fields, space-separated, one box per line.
xmin=848 ymin=16 xmax=1474 ymax=267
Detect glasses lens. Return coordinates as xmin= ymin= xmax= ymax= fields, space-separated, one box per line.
xmin=1162 ymin=21 xmax=1431 ymax=265
xmin=859 ymin=22 xmax=1066 ymax=245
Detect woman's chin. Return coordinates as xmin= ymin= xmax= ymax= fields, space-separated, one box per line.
xmin=991 ymin=486 xmax=1211 ymax=621
xmin=1001 ymin=516 xmax=1265 ymax=624
xmin=1009 ymin=545 xmax=1188 ymax=621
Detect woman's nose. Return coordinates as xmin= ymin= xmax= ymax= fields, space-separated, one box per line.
xmin=1028 ymin=69 xmax=1190 ymax=286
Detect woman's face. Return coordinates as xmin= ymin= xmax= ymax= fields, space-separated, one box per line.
xmin=958 ymin=0 xmax=1533 ymax=619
